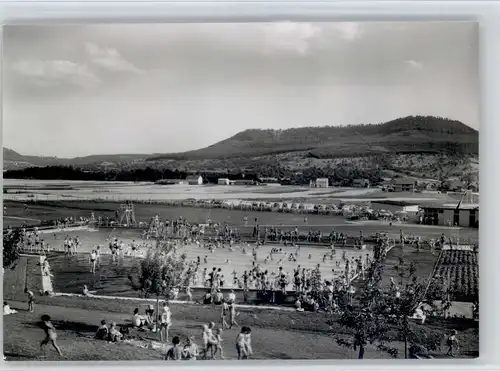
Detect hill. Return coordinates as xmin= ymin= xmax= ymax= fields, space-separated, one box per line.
xmin=3 ymin=147 xmax=150 ymax=170
xmin=3 ymin=116 xmax=479 ymax=183
xmin=148 ymin=116 xmax=478 ymax=161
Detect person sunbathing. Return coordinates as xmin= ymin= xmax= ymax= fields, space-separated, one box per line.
xmin=108 ymin=322 xmax=123 ymax=342
xmin=3 ymin=301 xmax=18 ymax=315
xmin=95 ymin=320 xmax=109 ymax=340
xmin=132 ymin=308 xmax=147 ymax=329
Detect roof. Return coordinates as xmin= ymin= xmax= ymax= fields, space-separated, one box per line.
xmin=155 ymin=179 xmax=184 ymax=184
xmin=421 ymin=203 xmax=479 ymax=210
xmin=353 ymin=178 xmax=369 ymax=183
xmin=393 ymin=178 xmax=414 ymax=185
xmin=316 ymin=178 xmax=328 ymax=181
xmin=186 ymin=175 xmax=201 ymax=180
xmin=446 ymin=180 xmax=464 ymax=188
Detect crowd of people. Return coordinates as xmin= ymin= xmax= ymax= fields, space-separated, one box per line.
xmin=4 ymin=210 xmax=473 ymax=360
xmin=89 ymin=298 xmax=250 ymax=361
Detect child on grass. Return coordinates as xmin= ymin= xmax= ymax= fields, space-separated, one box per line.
xmin=25 ymin=288 xmax=35 ymax=312
xmin=159 ymin=302 xmax=172 ymax=343
xmin=213 ymin=327 xmax=225 ymax=359
xmin=236 ymin=326 xmax=250 ymax=360
xmin=40 ymin=314 xmax=63 ymax=357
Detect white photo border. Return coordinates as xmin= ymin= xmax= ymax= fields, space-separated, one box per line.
xmin=0 ymin=0 xmax=497 ymax=370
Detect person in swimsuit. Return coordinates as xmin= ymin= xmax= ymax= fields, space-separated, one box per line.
xmin=95 ymin=245 xmax=101 ymax=266
xmin=235 ymin=326 xmax=249 ymax=360
xmin=182 ymin=337 xmax=199 ymax=360
xmin=202 ymin=323 xmax=218 ymax=359
xmin=165 ymin=336 xmax=183 ymax=360
xmin=228 ymin=302 xmax=239 ymax=329
xmin=89 ymin=250 xmax=97 ymax=273
xmin=446 ymin=329 xmax=459 ymax=357
xmin=25 ymin=288 xmax=35 ymax=312
xmin=220 ymin=301 xmax=229 ymax=329
xmin=131 ymin=239 xmax=137 ymax=257
xmin=109 ymin=241 xmax=117 ymax=263
xmin=40 ymin=314 xmax=63 ymax=356
xmin=95 ymin=320 xmax=109 ymax=340
xmin=213 ymin=328 xmax=225 ymax=359
xmin=159 ymin=302 xmax=172 ymax=343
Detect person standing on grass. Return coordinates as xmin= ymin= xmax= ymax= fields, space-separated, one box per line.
xmin=202 ymin=324 xmax=217 ymax=359
xmin=228 ymin=302 xmax=239 ymax=329
xmin=40 ymin=314 xmax=63 ymax=357
xmin=159 ymin=302 xmax=172 ymax=343
xmin=186 ymin=284 xmax=193 ymax=302
xmin=446 ymin=329 xmax=459 ymax=357
xmin=236 ymin=326 xmax=252 ymax=360
xmin=25 ymin=288 xmax=35 ymax=312
xmin=244 ymin=327 xmax=253 ymax=358
xmin=220 ymin=300 xmax=229 ymax=329
xmin=89 ymin=249 xmax=97 ymax=273
xmin=95 ymin=245 xmax=101 ymax=267
xmin=213 ymin=328 xmax=225 ymax=359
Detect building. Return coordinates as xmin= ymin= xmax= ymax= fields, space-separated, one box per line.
xmin=311 ymin=178 xmax=329 ymax=188
xmin=353 ymin=178 xmax=370 ymax=188
xmin=258 ymin=177 xmax=280 ymax=185
xmin=445 ymin=179 xmax=465 ymax=192
xmin=393 ymin=178 xmax=415 ymax=192
xmin=155 ymin=179 xmax=185 ymax=185
xmin=217 ymin=178 xmax=230 ymax=185
xmin=420 ymin=204 xmax=479 ymax=228
xmin=185 ymin=175 xmax=203 ymax=185
xmin=232 ymin=179 xmax=255 ymax=186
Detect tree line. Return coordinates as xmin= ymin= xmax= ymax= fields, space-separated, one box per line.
xmin=3 ymin=165 xmax=384 ymax=186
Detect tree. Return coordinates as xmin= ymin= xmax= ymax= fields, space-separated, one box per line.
xmin=332 ymin=261 xmax=397 ymax=359
xmin=384 ymin=258 xmax=441 ymax=359
xmin=3 ymin=228 xmax=22 ymax=268
xmin=128 ymin=238 xmax=195 ymax=335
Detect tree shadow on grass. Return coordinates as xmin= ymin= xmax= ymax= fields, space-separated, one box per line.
xmin=22 ymin=320 xmax=98 ymax=337
xmin=4 ymin=352 xmax=33 ymax=360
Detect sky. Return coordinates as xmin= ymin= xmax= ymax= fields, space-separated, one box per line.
xmin=2 ymin=22 xmax=479 ymax=158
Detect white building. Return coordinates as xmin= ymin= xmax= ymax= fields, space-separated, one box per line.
xmin=314 ymin=178 xmax=329 ymax=188
xmin=218 ymin=178 xmax=230 ymax=185
xmin=186 ymin=175 xmax=203 ymax=185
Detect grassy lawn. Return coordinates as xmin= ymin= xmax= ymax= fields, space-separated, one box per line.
xmin=3 ymin=257 xmax=479 ymax=361
xmin=3 ymin=296 xmax=478 ymax=361
xmin=380 ymin=245 xmax=440 ymax=288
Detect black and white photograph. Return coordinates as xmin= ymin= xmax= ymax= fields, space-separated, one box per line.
xmin=2 ymin=22 xmax=479 ymax=361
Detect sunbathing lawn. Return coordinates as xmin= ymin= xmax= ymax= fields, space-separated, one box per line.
xmin=3 ymin=256 xmax=479 ymax=361
xmin=4 ymin=296 xmax=479 ymax=361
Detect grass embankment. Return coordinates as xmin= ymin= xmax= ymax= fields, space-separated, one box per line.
xmin=3 ymin=255 xmax=479 ymax=361
xmin=4 ymin=295 xmax=479 ymax=361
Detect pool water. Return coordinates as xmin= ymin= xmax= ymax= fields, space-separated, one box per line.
xmin=42 ymin=228 xmax=374 ymax=290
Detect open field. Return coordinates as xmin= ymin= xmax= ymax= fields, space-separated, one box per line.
xmin=3 ymin=179 xmax=475 ymax=205
xmin=429 ymin=250 xmax=479 ymax=302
